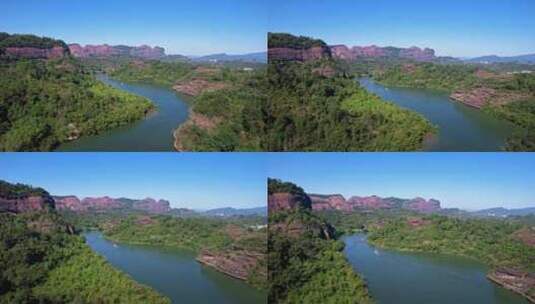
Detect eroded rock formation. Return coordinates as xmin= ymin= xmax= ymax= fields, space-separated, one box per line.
xmin=68 ymin=44 xmax=165 ymax=59
xmin=487 ymin=268 xmax=535 ymax=303
xmin=3 ymin=46 xmax=69 ymax=59
xmin=330 ymin=44 xmax=436 ymax=61
xmin=268 ymin=46 xmax=331 ymax=62
xmin=0 ymin=195 xmax=55 ymax=213
xmin=196 ymin=249 xmax=266 ymax=281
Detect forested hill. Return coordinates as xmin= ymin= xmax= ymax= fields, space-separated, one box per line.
xmin=268 ymin=179 xmax=373 ymax=303
xmin=0 ymin=180 xmax=170 ymax=303
xmin=0 ymin=33 xmax=154 ymax=151
xmin=266 ymin=33 xmax=435 ymax=151
xmin=0 ymin=32 xmax=70 ymax=59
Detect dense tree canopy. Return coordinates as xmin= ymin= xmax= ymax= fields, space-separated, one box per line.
xmin=0 ymin=58 xmax=153 ymax=151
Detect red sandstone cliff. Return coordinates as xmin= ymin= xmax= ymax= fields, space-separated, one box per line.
xmin=53 ymin=195 xmax=171 ymax=213
xmin=268 ymin=192 xmax=311 ymax=212
xmin=268 ymin=46 xmax=331 ymax=62
xmin=3 ymin=46 xmax=69 ymax=60
xmin=308 ymin=193 xmax=442 ymax=213
xmin=0 ymin=195 xmax=55 ymax=213
xmin=330 ymin=44 xmax=436 ymax=61
xmin=68 ymin=44 xmax=165 ymax=59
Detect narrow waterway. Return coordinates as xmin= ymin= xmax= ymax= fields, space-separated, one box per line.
xmin=57 ymin=75 xmax=189 ymax=151
xmin=84 ymin=231 xmax=266 ymax=304
xmin=359 ymin=78 xmax=518 ymax=151
xmin=342 ymin=234 xmax=528 ymax=304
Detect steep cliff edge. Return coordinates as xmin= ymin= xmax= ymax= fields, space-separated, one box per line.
xmin=0 ymin=32 xmax=69 ymax=59
xmin=268 ymin=32 xmax=331 ymax=62
xmin=68 ymin=43 xmax=165 ymax=59
xmin=0 ymin=180 xmax=55 ymax=213
xmin=330 ymin=44 xmax=436 ymax=61
xmin=53 ymin=195 xmax=171 ymax=213
xmin=309 ymin=192 xmax=442 ymax=213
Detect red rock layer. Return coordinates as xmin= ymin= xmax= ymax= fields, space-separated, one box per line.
xmin=4 ymin=46 xmax=68 ymax=59
xmin=0 ymin=195 xmax=55 ymax=213
xmin=268 ymin=46 xmax=331 ymax=62
xmin=268 ymin=192 xmax=311 ymax=212
xmin=330 ymin=45 xmax=436 ymax=61
xmin=68 ymin=44 xmax=165 ymax=59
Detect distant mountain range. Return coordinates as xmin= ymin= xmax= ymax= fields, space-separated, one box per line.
xmin=189 ymin=52 xmax=267 ymax=63
xmin=201 ymin=206 xmax=267 ymax=217
xmin=464 ymin=54 xmax=535 ymax=64
xmin=469 ymin=207 xmax=535 ymax=218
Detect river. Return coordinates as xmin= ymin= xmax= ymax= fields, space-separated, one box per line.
xmin=57 ymin=75 xmax=189 ymax=151
xmin=342 ymin=234 xmax=528 ymax=304
xmin=84 ymin=231 xmax=266 ymax=304
xmin=359 ymin=78 xmax=518 ymax=151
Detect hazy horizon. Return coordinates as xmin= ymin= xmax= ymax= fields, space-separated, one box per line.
xmin=268 ymin=0 xmax=535 ymax=58
xmin=0 ymin=0 xmax=267 ymax=56
xmin=0 ymin=153 xmax=267 ymax=209
xmin=267 ymin=153 xmax=535 ymax=210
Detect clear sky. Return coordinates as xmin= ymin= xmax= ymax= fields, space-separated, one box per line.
xmin=267 ymin=153 xmax=535 ymax=210
xmin=0 ymin=0 xmax=267 ymax=56
xmin=0 ymin=153 xmax=266 ymax=210
xmin=268 ymin=0 xmax=535 ymax=57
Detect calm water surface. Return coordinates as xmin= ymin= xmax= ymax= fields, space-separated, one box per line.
xmin=84 ymin=231 xmax=266 ymax=304
xmin=343 ymin=234 xmax=528 ymax=304
xmin=57 ymin=75 xmax=189 ymax=151
xmin=359 ymin=78 xmax=518 ymax=151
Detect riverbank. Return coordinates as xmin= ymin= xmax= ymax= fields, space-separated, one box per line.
xmin=84 ymin=231 xmax=266 ymax=304
xmin=359 ymin=77 xmax=518 ymax=151
xmin=56 ymin=74 xmax=190 ymax=151
xmin=343 ymin=234 xmax=529 ymax=304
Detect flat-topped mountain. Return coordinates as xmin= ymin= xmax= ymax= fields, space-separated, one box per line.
xmin=308 ymin=193 xmax=441 ymax=213
xmin=0 ymin=180 xmax=55 ymax=213
xmin=330 ymin=44 xmax=436 ymax=61
xmin=465 ymin=54 xmax=535 ymax=64
xmin=268 ymin=32 xmax=332 ymax=62
xmin=68 ymin=43 xmax=166 ymax=59
xmin=0 ymin=32 xmax=70 ymax=59
xmin=53 ymin=195 xmax=171 ymax=213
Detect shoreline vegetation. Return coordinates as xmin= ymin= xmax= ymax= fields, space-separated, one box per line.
xmin=268 ymin=179 xmax=373 ymax=303
xmin=267 ymin=33 xmax=435 ymax=151
xmin=64 ymin=210 xmax=268 ymax=290
xmin=0 ymin=33 xmax=155 ymax=152
xmin=369 ymin=59 xmax=535 ymax=151
xmin=0 ymin=181 xmax=170 ymax=303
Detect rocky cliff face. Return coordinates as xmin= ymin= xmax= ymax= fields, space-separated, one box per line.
xmin=132 ymin=198 xmax=171 ymax=213
xmin=268 ymin=46 xmax=331 ymax=62
xmin=196 ymin=249 xmax=266 ymax=282
xmin=68 ymin=44 xmax=165 ymax=59
xmin=268 ymin=192 xmax=312 ymax=212
xmin=309 ymin=194 xmax=348 ymax=211
xmin=0 ymin=195 xmax=55 ymax=213
xmin=53 ymin=195 xmax=83 ymax=211
xmin=487 ymin=268 xmax=535 ymax=303
xmin=3 ymin=46 xmax=69 ymax=59
xmin=53 ymin=195 xmax=171 ymax=213
xmin=308 ymin=193 xmax=442 ymax=213
xmin=329 ymin=44 xmax=436 ymax=61
xmin=403 ymin=197 xmax=441 ymax=213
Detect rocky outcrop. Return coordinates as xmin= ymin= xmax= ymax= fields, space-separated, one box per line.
xmin=3 ymin=46 xmax=69 ymax=59
xmin=450 ymin=87 xmax=529 ymax=109
xmin=404 ymin=197 xmax=441 ymax=213
xmin=487 ymin=268 xmax=535 ymax=303
xmin=172 ymin=79 xmax=228 ymax=96
xmin=348 ymin=195 xmax=393 ymax=209
xmin=53 ymin=195 xmax=171 ymax=213
xmin=330 ymin=44 xmax=436 ymax=61
xmin=0 ymin=195 xmax=55 ymax=213
xmin=309 ymin=194 xmax=348 ymax=211
xmin=308 ymin=193 xmax=442 ymax=213
xmin=53 ymin=195 xmax=83 ymax=211
xmin=196 ymin=249 xmax=265 ymax=281
xmin=68 ymin=44 xmax=165 ymax=59
xmin=132 ymin=198 xmax=171 ymax=213
xmin=268 ymin=46 xmax=331 ymax=62
xmin=268 ymin=192 xmax=311 ymax=212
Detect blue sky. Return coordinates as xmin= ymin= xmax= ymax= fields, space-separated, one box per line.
xmin=0 ymin=0 xmax=267 ymax=55
xmin=269 ymin=0 xmax=535 ymax=57
xmin=267 ymin=153 xmax=535 ymax=210
xmin=0 ymin=153 xmax=266 ymax=210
